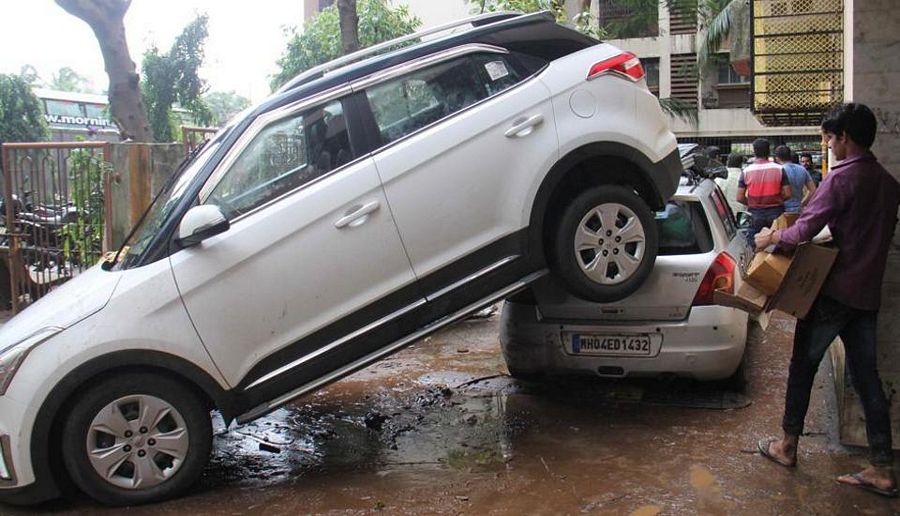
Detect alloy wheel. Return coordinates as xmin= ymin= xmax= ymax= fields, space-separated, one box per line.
xmin=573 ymin=202 xmax=646 ymax=285
xmin=84 ymin=394 xmax=190 ymax=490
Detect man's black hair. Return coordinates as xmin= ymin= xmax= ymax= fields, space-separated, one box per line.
xmin=774 ymin=145 xmax=793 ymax=162
xmin=800 ymin=152 xmax=813 ymax=161
xmin=752 ymin=138 xmax=770 ymax=158
xmin=726 ymin=153 xmax=744 ymax=168
xmin=821 ymin=102 xmax=877 ymax=148
xmin=706 ymin=146 xmax=721 ymax=159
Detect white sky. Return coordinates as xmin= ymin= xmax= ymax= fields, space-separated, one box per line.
xmin=0 ymin=1 xmax=306 ymax=103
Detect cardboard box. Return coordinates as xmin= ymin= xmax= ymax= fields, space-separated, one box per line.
xmin=714 ymin=243 xmax=838 ymax=319
xmin=745 ymin=251 xmax=793 ymax=296
xmin=770 ymin=212 xmax=800 ymax=231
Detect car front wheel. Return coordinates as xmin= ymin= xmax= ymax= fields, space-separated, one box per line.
xmin=61 ymin=373 xmax=212 ymax=506
xmin=552 ymin=185 xmax=658 ymax=302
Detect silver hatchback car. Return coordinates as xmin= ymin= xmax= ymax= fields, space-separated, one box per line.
xmin=500 ymin=177 xmax=751 ymax=386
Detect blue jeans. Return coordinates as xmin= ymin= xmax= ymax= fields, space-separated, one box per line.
xmin=782 ymin=296 xmax=894 ymax=467
xmin=748 ymin=206 xmax=785 ymax=243
xmin=746 ymin=206 xmax=784 ymax=247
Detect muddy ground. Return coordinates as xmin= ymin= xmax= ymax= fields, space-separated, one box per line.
xmin=3 ymin=309 xmax=899 ymax=515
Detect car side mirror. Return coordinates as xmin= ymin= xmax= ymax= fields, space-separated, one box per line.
xmin=177 ymin=205 xmax=229 ymax=248
xmin=736 ymin=211 xmax=752 ymax=229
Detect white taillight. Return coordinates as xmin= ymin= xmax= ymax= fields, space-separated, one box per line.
xmin=587 ymin=51 xmax=645 ymax=82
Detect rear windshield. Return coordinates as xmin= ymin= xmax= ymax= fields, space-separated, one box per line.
xmin=655 ymin=200 xmax=714 ymax=255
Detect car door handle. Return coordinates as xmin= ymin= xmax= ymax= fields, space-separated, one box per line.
xmin=504 ymin=114 xmax=544 ymax=138
xmin=334 ymin=201 xmax=380 ymax=229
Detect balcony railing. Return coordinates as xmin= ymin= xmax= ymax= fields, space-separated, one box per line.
xmin=752 ymin=0 xmax=844 ymax=126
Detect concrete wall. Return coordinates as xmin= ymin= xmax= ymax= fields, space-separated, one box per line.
xmin=831 ymin=0 xmax=900 ymax=448
xmin=393 ymin=0 xmax=470 ymax=28
xmin=671 ymin=108 xmax=818 ymax=139
xmin=107 ymin=143 xmax=184 ymax=250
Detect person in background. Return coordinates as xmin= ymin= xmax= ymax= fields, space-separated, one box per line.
xmin=706 ymin=146 xmax=724 ymax=169
xmin=800 ymin=152 xmax=823 ymax=185
xmin=717 ymin=153 xmax=746 ymax=215
xmin=737 ymin=138 xmax=791 ymax=240
xmin=775 ymin=145 xmax=817 ymax=214
xmin=754 ymin=103 xmax=899 ymax=498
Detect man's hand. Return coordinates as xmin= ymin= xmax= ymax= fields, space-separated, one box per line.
xmin=755 ymin=228 xmax=779 ymax=251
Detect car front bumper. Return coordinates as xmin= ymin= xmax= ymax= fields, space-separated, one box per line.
xmin=500 ymin=301 xmax=748 ymax=381
xmin=0 ymin=394 xmax=57 ymax=506
xmin=0 ymin=435 xmax=14 ymax=484
xmin=648 ymin=146 xmax=685 ymax=209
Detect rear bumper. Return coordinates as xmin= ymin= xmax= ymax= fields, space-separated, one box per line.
xmin=647 ymin=147 xmax=684 ymax=208
xmin=500 ymin=301 xmax=748 ymax=381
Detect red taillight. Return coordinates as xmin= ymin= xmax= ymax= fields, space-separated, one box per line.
xmin=587 ymin=52 xmax=645 ymax=82
xmin=692 ymin=252 xmax=736 ymax=306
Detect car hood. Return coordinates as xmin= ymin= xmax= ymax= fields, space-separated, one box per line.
xmin=0 ymin=264 xmax=121 ymax=347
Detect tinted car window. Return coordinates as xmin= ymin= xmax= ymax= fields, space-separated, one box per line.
xmin=365 ymin=53 xmax=525 ymax=145
xmin=208 ymin=99 xmax=351 ymax=220
xmin=655 ymin=200 xmax=714 ymax=255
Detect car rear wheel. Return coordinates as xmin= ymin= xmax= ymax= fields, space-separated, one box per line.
xmin=61 ymin=373 xmax=212 ymax=506
xmin=552 ymin=185 xmax=658 ymax=302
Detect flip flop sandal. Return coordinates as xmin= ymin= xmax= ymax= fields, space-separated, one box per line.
xmin=837 ymin=473 xmax=899 ymax=498
xmin=756 ymin=438 xmax=796 ymax=468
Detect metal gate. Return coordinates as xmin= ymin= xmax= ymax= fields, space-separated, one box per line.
xmin=0 ymin=141 xmax=113 ymax=313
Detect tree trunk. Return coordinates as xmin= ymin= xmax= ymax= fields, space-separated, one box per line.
xmin=55 ymin=0 xmax=152 ymax=142
xmin=337 ymin=0 xmax=360 ymax=55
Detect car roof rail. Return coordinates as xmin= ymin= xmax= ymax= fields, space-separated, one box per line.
xmin=275 ymin=11 xmax=530 ymax=94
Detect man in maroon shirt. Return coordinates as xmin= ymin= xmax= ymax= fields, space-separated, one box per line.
xmin=754 ymin=103 xmax=900 ymax=497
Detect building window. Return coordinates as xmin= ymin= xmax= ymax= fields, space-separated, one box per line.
xmin=669 ymin=0 xmax=698 ymax=35
xmin=642 ymin=58 xmax=660 ymax=96
xmin=670 ymin=53 xmax=698 ymax=108
xmin=717 ymin=61 xmax=749 ymax=85
xmin=598 ymin=0 xmax=659 ymax=38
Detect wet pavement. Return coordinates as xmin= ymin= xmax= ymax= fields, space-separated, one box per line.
xmin=3 ymin=309 xmax=899 ymax=515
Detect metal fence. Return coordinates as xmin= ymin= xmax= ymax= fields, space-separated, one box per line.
xmin=0 ymin=141 xmax=113 ymax=313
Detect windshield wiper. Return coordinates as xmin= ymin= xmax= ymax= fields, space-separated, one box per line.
xmin=104 ymin=138 xmax=213 ymax=270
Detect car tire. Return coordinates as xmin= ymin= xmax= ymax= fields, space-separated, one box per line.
xmin=61 ymin=373 xmax=212 ymax=506
xmin=552 ymin=185 xmax=658 ymax=302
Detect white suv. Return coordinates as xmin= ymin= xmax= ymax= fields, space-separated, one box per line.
xmin=0 ymin=12 xmax=679 ymax=506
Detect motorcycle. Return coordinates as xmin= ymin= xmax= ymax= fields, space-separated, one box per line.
xmin=0 ymin=190 xmax=83 ymax=308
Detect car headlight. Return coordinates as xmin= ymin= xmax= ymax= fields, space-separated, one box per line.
xmin=0 ymin=327 xmax=62 ymax=396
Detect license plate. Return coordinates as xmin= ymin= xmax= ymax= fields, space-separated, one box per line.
xmin=567 ymin=334 xmax=653 ymax=356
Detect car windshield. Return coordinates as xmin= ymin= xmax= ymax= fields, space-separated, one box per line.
xmin=120 ymin=131 xmax=228 ymax=268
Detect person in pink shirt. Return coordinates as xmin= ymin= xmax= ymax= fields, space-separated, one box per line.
xmin=754 ymin=103 xmax=899 ymax=498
